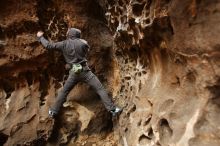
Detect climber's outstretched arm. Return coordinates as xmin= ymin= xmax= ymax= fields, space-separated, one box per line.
xmin=37 ymin=31 xmax=64 ymax=51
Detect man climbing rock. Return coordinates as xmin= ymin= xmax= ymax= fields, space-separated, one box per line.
xmin=37 ymin=28 xmax=122 ymax=118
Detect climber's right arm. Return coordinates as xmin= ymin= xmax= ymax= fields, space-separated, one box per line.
xmin=37 ymin=31 xmax=64 ymax=51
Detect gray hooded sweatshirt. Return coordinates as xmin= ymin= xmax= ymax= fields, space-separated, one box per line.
xmin=38 ymin=28 xmax=90 ymax=65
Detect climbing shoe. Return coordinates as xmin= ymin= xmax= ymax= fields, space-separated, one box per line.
xmin=48 ymin=108 xmax=57 ymax=118
xmin=110 ymin=107 xmax=123 ymax=116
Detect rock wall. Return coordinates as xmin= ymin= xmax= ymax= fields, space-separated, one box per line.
xmin=0 ymin=0 xmax=117 ymax=145
xmin=106 ymin=0 xmax=220 ymax=146
xmin=0 ymin=0 xmax=220 ymax=146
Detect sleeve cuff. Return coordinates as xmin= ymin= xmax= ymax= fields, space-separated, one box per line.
xmin=37 ymin=36 xmax=44 ymax=42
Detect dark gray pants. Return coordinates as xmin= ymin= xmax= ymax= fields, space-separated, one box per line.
xmin=51 ymin=70 xmax=115 ymax=113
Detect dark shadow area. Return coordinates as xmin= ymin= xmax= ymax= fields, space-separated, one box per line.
xmin=138 ymin=134 xmax=151 ymax=145
xmin=0 ymin=79 xmax=15 ymax=99
xmin=39 ymin=71 xmax=49 ymax=106
xmin=47 ymin=117 xmax=63 ymax=144
xmin=0 ymin=133 xmax=9 ymax=145
xmin=132 ymin=3 xmax=145 ymax=16
xmin=33 ymin=137 xmax=47 ymax=146
xmin=207 ymin=78 xmax=220 ymax=106
xmin=36 ymin=0 xmax=68 ymax=41
xmin=159 ymin=118 xmax=173 ymax=144
xmin=25 ymin=71 xmax=34 ymax=86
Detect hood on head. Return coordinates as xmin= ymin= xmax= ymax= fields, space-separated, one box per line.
xmin=67 ymin=28 xmax=81 ymax=39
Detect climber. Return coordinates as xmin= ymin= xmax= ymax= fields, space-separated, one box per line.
xmin=37 ymin=28 xmax=122 ymax=118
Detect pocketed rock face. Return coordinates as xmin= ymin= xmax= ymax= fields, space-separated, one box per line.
xmin=1 ymin=0 xmax=220 ymax=146
xmin=106 ymin=0 xmax=220 ymax=146
xmin=0 ymin=0 xmax=117 ymax=146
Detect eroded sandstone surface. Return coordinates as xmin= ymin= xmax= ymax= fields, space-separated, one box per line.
xmin=0 ymin=0 xmax=220 ymax=146
xmin=0 ymin=0 xmax=116 ymax=145
xmin=106 ymin=0 xmax=220 ymax=146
